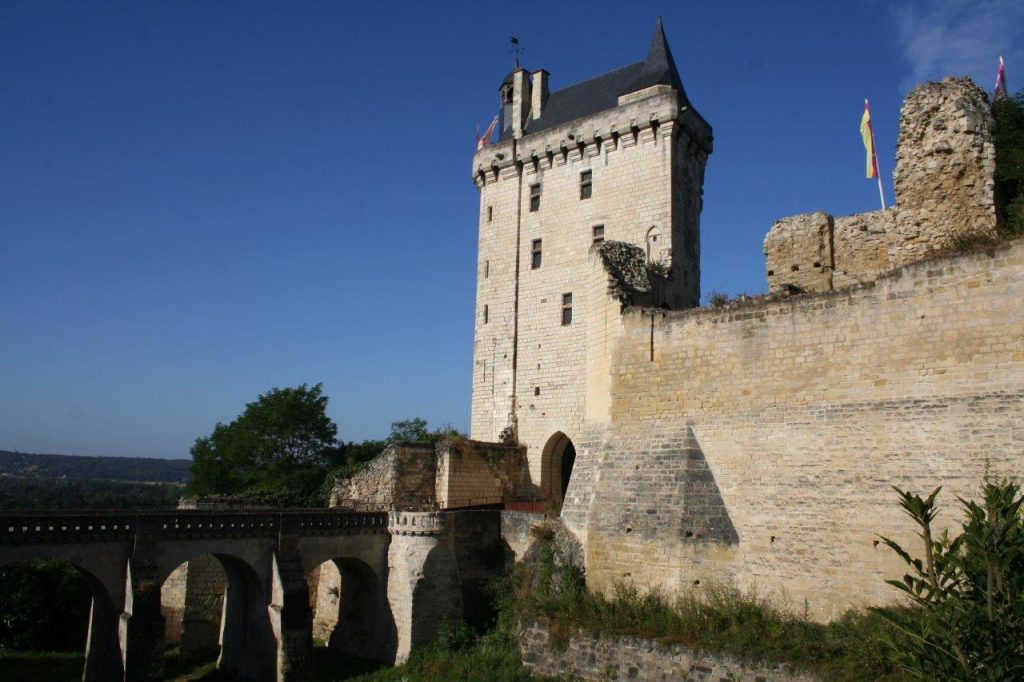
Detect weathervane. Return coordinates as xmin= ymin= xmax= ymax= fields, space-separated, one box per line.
xmin=510 ymin=36 xmax=524 ymax=68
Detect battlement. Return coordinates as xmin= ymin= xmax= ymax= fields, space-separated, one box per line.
xmin=765 ymin=77 xmax=997 ymax=294
xmin=472 ymin=87 xmax=710 ymax=188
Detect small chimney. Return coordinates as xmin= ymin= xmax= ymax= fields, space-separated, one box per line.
xmin=512 ymin=69 xmax=532 ymax=138
xmin=532 ymin=69 xmax=549 ymax=121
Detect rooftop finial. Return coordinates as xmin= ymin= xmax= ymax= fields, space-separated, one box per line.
xmin=510 ymin=35 xmax=524 ymax=69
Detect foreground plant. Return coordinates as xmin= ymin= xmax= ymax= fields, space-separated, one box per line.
xmin=875 ymin=481 xmax=1024 ymax=680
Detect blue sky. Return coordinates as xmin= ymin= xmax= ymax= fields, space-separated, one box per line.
xmin=2 ymin=1 xmax=1021 ymax=458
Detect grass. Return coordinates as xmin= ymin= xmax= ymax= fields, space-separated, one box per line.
xmin=334 ymin=624 xmax=551 ymax=682
xmin=0 ymin=650 xmax=84 ymax=682
xmin=507 ymin=527 xmax=913 ymax=681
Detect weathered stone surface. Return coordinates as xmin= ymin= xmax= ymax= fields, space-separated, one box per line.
xmin=764 ymin=77 xmax=996 ymax=294
xmin=517 ymin=620 xmax=817 ymax=681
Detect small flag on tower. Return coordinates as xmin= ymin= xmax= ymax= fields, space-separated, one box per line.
xmin=860 ymin=100 xmax=878 ymax=180
xmin=995 ymin=56 xmax=1008 ymax=100
xmin=860 ymin=99 xmax=886 ymax=209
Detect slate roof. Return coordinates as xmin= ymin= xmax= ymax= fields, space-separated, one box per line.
xmin=501 ymin=19 xmax=692 ymax=141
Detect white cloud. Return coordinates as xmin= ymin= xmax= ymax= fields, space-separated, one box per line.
xmin=892 ymin=0 xmax=1024 ymax=93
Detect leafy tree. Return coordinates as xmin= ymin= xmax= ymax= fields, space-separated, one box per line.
xmin=994 ymin=91 xmax=1024 ymax=236
xmin=188 ymin=383 xmax=338 ymax=504
xmin=874 ymin=481 xmax=1024 ymax=680
xmin=0 ymin=560 xmax=91 ymax=651
xmin=387 ymin=418 xmax=466 ymax=445
xmin=387 ymin=417 xmax=430 ymax=444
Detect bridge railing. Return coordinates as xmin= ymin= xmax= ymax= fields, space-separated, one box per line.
xmin=0 ymin=509 xmax=388 ymax=545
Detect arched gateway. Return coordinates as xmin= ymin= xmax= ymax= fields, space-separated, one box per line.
xmin=541 ymin=432 xmax=576 ymax=504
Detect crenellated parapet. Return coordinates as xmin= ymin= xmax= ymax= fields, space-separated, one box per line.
xmin=387 ymin=511 xmax=445 ymax=536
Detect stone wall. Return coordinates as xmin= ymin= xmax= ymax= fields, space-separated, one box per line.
xmin=893 ymin=77 xmax=998 ymax=263
xmin=331 ymin=440 xmax=527 ymax=511
xmin=563 ymin=238 xmax=1024 ymax=619
xmin=518 ymin=620 xmax=816 ymax=681
xmin=330 ymin=444 xmax=435 ymax=510
xmin=764 ymin=77 xmax=997 ymax=294
xmin=435 ymin=439 xmax=529 ymax=508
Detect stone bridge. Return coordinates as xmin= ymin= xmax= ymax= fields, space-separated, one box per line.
xmin=0 ymin=508 xmax=476 ymax=681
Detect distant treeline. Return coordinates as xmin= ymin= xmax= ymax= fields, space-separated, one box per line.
xmin=0 ymin=477 xmax=182 ymax=511
xmin=0 ymin=450 xmax=191 ymax=484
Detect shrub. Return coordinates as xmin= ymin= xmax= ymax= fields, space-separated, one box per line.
xmin=874 ymin=482 xmax=1024 ymax=680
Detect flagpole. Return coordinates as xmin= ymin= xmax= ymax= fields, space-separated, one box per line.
xmin=866 ymin=98 xmax=886 ymax=210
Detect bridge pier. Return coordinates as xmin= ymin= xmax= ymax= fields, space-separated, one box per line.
xmin=386 ymin=512 xmax=463 ymax=664
xmin=269 ymin=522 xmax=314 ymax=682
xmin=82 ymin=574 xmax=125 ymax=682
xmin=122 ymin=521 xmax=167 ymax=681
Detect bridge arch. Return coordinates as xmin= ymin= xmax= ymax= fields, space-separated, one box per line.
xmin=0 ymin=552 xmax=124 ymax=681
xmin=540 ymin=431 xmax=577 ymax=505
xmin=157 ymin=550 xmax=274 ymax=681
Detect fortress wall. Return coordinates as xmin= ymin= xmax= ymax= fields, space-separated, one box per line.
xmin=570 ymin=238 xmax=1024 ymax=619
xmin=831 ymin=208 xmax=896 ymax=288
xmin=434 ymin=440 xmax=527 ymax=508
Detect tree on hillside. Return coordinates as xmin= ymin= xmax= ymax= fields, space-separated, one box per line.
xmin=188 ymin=383 xmax=339 ymax=504
xmin=994 ymin=90 xmax=1024 ymax=235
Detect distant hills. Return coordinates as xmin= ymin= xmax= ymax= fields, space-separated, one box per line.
xmin=0 ymin=450 xmax=191 ymax=484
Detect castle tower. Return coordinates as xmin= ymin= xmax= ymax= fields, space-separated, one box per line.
xmin=469 ymin=20 xmax=712 ymax=500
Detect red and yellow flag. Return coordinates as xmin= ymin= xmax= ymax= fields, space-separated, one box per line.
xmin=860 ymin=100 xmax=879 ymax=180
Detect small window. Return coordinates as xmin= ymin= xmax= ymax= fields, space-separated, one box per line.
xmin=531 ymin=239 xmax=542 ymax=269
xmin=592 ymin=224 xmax=605 ymax=245
xmin=561 ymin=293 xmax=573 ymax=325
xmin=484 ymin=260 xmax=489 ymax=278
xmin=534 ymin=387 xmax=540 ymax=396
xmin=487 ymin=206 xmax=493 ymax=222
xmin=483 ymin=304 xmax=489 ymax=324
xmin=529 ymin=184 xmax=541 ymax=212
xmin=580 ymin=170 xmax=592 ymax=200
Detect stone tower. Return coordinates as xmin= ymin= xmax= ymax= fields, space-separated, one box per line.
xmin=469 ymin=20 xmax=712 ymax=500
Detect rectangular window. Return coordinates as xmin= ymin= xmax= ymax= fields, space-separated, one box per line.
xmin=531 ymin=239 xmax=542 ymax=269
xmin=483 ymin=304 xmax=489 ymax=324
xmin=580 ymin=170 xmax=592 ymax=200
xmin=484 ymin=260 xmax=489 ymax=278
xmin=487 ymin=206 xmax=493 ymax=222
xmin=592 ymin=224 xmax=605 ymax=245
xmin=529 ymin=184 xmax=541 ymax=212
xmin=561 ymin=293 xmax=573 ymax=325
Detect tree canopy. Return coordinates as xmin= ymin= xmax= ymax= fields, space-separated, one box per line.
xmin=188 ymin=383 xmax=338 ymax=504
xmin=994 ymin=90 xmax=1024 ymax=235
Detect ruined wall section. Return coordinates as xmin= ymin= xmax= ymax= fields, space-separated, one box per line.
xmin=831 ymin=208 xmax=897 ymax=288
xmin=329 ymin=444 xmax=435 ymax=510
xmin=893 ymin=77 xmax=998 ymax=263
xmin=330 ymin=441 xmax=528 ymax=511
xmin=764 ymin=77 xmax=996 ymax=294
xmin=565 ymin=238 xmax=1024 ymax=619
xmin=434 ymin=439 xmax=528 ymax=508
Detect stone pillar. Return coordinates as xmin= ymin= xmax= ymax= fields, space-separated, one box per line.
xmin=121 ymin=520 xmax=166 ymax=681
xmin=83 ymin=585 xmax=125 ymax=681
xmin=386 ymin=511 xmax=463 ymax=664
xmin=269 ymin=520 xmax=314 ymax=682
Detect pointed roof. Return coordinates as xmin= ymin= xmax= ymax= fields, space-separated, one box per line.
xmin=621 ymin=18 xmax=690 ymax=105
xmin=500 ymin=19 xmax=695 ymax=140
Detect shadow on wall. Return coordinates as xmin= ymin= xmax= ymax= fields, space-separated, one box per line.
xmin=589 ymin=426 xmax=738 ymax=545
xmin=312 ymin=558 xmax=397 ymax=664
xmin=410 ymin=543 xmax=464 ymax=649
xmin=680 ymin=429 xmax=739 ymax=545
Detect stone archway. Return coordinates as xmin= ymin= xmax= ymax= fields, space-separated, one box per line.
xmin=541 ymin=432 xmax=576 ymax=504
xmin=309 ymin=557 xmax=387 ymax=662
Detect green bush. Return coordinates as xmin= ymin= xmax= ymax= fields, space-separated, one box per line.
xmin=874 ymin=482 xmax=1024 ymax=680
xmin=994 ymin=92 xmax=1024 ymax=236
